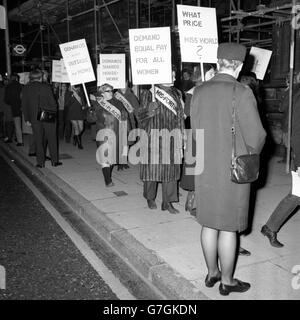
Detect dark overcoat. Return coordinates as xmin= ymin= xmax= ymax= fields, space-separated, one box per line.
xmin=191 ymin=73 xmax=266 ymax=232
xmin=22 ymin=81 xmax=57 ymax=124
xmin=140 ymin=85 xmax=185 ymax=182
xmin=4 ymin=80 xmax=22 ymax=117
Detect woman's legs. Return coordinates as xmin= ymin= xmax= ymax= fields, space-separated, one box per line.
xmin=201 ymin=226 xmax=220 ymax=277
xmin=71 ymin=120 xmax=84 ymax=149
xmin=218 ymin=230 xmax=237 ymax=285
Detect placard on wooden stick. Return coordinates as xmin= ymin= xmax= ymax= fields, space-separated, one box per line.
xmin=129 ymin=26 xmax=172 ymax=85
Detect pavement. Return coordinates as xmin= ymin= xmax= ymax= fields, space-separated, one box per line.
xmin=1 ymin=128 xmax=300 ymax=300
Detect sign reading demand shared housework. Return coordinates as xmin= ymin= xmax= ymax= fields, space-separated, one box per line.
xmin=59 ymin=39 xmax=95 ymax=85
xmin=250 ymin=47 xmax=272 ymax=80
xmin=129 ymin=27 xmax=172 ymax=85
xmin=98 ymin=54 xmax=126 ymax=88
xmin=177 ymin=5 xmax=218 ymax=63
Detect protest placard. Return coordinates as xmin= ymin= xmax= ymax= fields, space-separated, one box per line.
xmin=60 ymin=59 xmax=71 ymax=83
xmin=59 ymin=39 xmax=95 ymax=86
xmin=52 ymin=60 xmax=62 ymax=82
xmin=250 ymin=47 xmax=272 ymax=80
xmin=129 ymin=27 xmax=172 ymax=85
xmin=98 ymin=54 xmax=126 ymax=88
xmin=18 ymin=72 xmax=30 ymax=85
xmin=177 ymin=5 xmax=218 ymax=63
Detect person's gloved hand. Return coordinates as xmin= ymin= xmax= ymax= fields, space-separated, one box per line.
xmin=135 ymin=102 xmax=159 ymax=123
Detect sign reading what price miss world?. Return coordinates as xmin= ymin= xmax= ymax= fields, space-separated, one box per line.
xmin=177 ymin=5 xmax=218 ymax=63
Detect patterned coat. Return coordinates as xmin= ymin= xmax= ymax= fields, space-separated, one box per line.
xmin=191 ymin=73 xmax=266 ymax=232
xmin=140 ymin=85 xmax=185 ymax=182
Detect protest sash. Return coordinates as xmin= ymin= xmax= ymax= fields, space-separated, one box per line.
xmin=98 ymin=98 xmax=122 ymax=122
xmin=154 ymin=86 xmax=177 ymax=116
xmin=114 ymin=91 xmax=134 ymax=113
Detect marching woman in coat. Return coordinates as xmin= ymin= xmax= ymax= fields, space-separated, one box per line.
xmin=92 ymin=83 xmax=128 ymax=187
xmin=66 ymin=85 xmax=85 ymax=149
xmin=191 ymin=43 xmax=266 ymax=295
xmin=114 ymin=80 xmax=139 ymax=170
xmin=138 ymin=68 xmax=185 ymax=214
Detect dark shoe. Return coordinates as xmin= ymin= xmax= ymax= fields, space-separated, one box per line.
xmin=219 ymin=279 xmax=251 ymax=296
xmin=205 ymin=274 xmax=221 ymax=288
xmin=147 ymin=200 xmax=157 ymax=210
xmin=51 ymin=161 xmax=62 ymax=167
xmin=36 ymin=164 xmax=45 ymax=168
xmin=4 ymin=138 xmax=12 ymax=143
xmin=161 ymin=202 xmax=179 ymax=214
xmin=261 ymin=225 xmax=284 ymax=248
xmin=45 ymin=156 xmax=51 ymax=161
xmin=190 ymin=208 xmax=196 ymax=217
xmin=185 ymin=191 xmax=195 ymax=212
xmin=238 ymin=247 xmax=251 ymax=256
xmin=16 ymin=142 xmax=24 ymax=146
xmin=28 ymin=153 xmax=36 ymax=157
xmin=123 ymin=164 xmax=130 ymax=169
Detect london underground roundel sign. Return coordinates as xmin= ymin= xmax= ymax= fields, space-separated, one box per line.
xmin=12 ymin=44 xmax=27 ymax=56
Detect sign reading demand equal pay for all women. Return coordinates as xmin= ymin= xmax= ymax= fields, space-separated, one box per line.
xmin=59 ymin=39 xmax=95 ymax=85
xmin=129 ymin=27 xmax=172 ymax=85
xmin=177 ymin=5 xmax=218 ymax=63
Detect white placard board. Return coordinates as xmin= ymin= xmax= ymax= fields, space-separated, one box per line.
xmin=52 ymin=60 xmax=62 ymax=82
xmin=177 ymin=5 xmax=218 ymax=63
xmin=52 ymin=60 xmax=70 ymax=83
xmin=129 ymin=27 xmax=172 ymax=85
xmin=60 ymin=59 xmax=71 ymax=83
xmin=98 ymin=54 xmax=126 ymax=88
xmin=0 ymin=5 xmax=6 ymax=30
xmin=59 ymin=39 xmax=95 ymax=85
xmin=250 ymin=47 xmax=272 ymax=80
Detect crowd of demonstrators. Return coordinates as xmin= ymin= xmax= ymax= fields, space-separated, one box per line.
xmin=136 ymin=67 xmax=185 ymax=214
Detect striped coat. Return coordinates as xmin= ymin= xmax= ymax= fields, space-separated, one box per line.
xmin=140 ymin=85 xmax=185 ymax=182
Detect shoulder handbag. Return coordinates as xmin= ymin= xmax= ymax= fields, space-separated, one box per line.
xmin=86 ymin=107 xmax=97 ymax=123
xmin=230 ymin=84 xmax=260 ymax=184
xmin=37 ymin=86 xmax=57 ymax=123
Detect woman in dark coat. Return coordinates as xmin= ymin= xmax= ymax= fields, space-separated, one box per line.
xmin=138 ymin=70 xmax=185 ymax=214
xmin=92 ymin=83 xmax=127 ymax=187
xmin=191 ymin=43 xmax=266 ymax=295
xmin=66 ymin=85 xmax=85 ymax=149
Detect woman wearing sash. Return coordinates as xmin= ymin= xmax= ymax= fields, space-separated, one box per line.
xmin=93 ymin=83 xmax=128 ymax=187
xmin=66 ymin=85 xmax=85 ymax=149
xmin=114 ymin=81 xmax=140 ymax=170
xmin=138 ymin=69 xmax=185 ymax=214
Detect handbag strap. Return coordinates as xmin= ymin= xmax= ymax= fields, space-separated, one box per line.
xmin=231 ymin=83 xmax=250 ymax=160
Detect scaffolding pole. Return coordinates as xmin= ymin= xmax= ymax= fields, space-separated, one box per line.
xmin=94 ymin=0 xmax=99 ymax=64
xmin=4 ymin=0 xmax=11 ymax=76
xmin=286 ymin=0 xmax=297 ymax=173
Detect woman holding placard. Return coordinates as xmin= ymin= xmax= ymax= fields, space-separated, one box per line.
xmin=93 ymin=83 xmax=128 ymax=187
